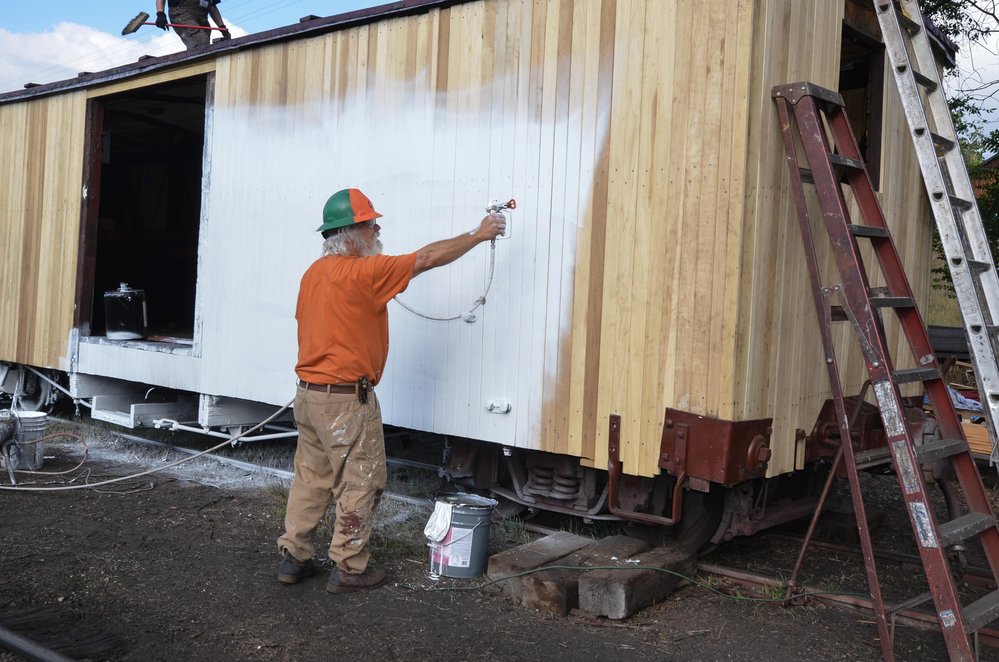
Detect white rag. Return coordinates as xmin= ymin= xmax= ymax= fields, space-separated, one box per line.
xmin=423 ymin=500 xmax=453 ymax=542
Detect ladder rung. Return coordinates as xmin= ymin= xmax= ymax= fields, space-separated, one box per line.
xmin=938 ymin=512 xmax=996 ymax=548
xmin=915 ymin=438 xmax=967 ymax=464
xmin=963 ymin=590 xmax=999 ymax=633
xmin=830 ymin=305 xmax=848 ymax=322
xmin=889 ymin=591 xmax=934 ymax=615
xmin=870 ymin=296 xmax=915 ymax=309
xmin=911 ymin=69 xmax=938 ymax=92
xmin=931 ymin=132 xmax=956 ymax=153
xmin=892 ymin=367 xmax=940 ymax=384
xmin=968 ymin=259 xmax=993 ymax=275
xmin=949 ymin=195 xmax=974 ymax=211
xmin=849 ymin=224 xmax=890 ymax=238
xmin=891 ymin=6 xmax=922 ymax=35
xmin=829 ymin=153 xmax=865 ymax=171
xmin=855 ymin=446 xmax=892 ymax=470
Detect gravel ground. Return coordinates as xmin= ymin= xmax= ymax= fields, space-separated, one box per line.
xmin=1 ymin=418 xmax=997 ymax=661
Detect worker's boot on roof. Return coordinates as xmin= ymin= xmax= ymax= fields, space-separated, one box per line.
xmin=326 ymin=566 xmax=386 ymax=593
xmin=277 ymin=550 xmax=318 ymax=585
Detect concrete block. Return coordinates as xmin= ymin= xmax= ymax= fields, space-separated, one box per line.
xmin=520 ymin=535 xmax=650 ymax=616
xmin=486 ymin=531 xmax=592 ymax=598
xmin=577 ymin=545 xmax=695 ymax=619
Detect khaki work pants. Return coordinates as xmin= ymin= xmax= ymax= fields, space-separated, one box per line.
xmin=277 ymin=386 xmax=387 ymax=574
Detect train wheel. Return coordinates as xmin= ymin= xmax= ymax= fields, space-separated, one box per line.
xmin=620 ymin=486 xmax=726 ymax=554
xmin=12 ymin=365 xmax=54 ymax=412
xmin=674 ymin=487 xmax=726 ymax=554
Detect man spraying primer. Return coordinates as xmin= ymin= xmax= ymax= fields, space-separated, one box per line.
xmin=276 ymin=188 xmax=506 ymax=592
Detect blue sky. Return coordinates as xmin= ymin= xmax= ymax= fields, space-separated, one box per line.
xmin=0 ymin=1 xmax=383 ymax=93
xmin=5 ymin=1 xmax=383 ymax=35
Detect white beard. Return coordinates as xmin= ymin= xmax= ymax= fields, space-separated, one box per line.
xmin=358 ymin=237 xmax=383 ymax=257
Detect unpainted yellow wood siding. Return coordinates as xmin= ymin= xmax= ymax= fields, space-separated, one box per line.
xmin=0 ymin=92 xmax=87 ymax=370
xmin=588 ymin=0 xmax=757 ymax=475
xmin=735 ymin=0 xmax=934 ymax=476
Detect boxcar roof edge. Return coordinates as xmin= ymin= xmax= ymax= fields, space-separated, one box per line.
xmin=0 ymin=0 xmax=469 ymax=106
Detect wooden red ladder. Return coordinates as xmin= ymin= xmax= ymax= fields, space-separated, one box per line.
xmin=772 ymin=81 xmax=999 ymax=662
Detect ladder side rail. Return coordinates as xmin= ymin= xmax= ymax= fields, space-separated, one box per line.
xmin=794 ymin=92 xmax=976 ymax=655
xmin=897 ymin=0 xmax=999 ymax=305
xmin=895 ymin=0 xmax=999 ymax=362
xmin=824 ymin=113 xmax=965 ymax=439
xmin=793 ymin=99 xmax=894 ymax=375
xmin=773 ymin=90 xmax=894 ymax=659
xmin=874 ymin=3 xmax=993 ymax=302
xmin=774 ymin=97 xmax=844 ymax=375
xmin=874 ymin=0 xmax=999 ymax=457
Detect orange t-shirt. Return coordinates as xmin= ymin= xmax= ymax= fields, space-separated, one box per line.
xmin=295 ymin=253 xmax=417 ymax=386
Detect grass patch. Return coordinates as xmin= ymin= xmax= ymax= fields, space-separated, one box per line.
xmin=927 ymin=255 xmax=962 ymax=326
xmin=490 ymin=516 xmax=532 ymax=549
xmin=371 ymin=499 xmax=431 ymax=563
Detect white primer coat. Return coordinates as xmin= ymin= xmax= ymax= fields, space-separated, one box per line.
xmin=75 ymin=69 xmax=609 ymax=450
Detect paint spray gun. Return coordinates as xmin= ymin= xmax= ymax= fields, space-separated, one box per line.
xmin=485 ymin=198 xmax=516 ymax=243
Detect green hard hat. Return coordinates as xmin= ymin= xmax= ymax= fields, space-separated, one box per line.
xmin=317 ymin=188 xmax=383 ymax=232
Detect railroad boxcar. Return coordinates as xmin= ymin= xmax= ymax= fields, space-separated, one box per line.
xmin=0 ymin=0 xmax=955 ymax=546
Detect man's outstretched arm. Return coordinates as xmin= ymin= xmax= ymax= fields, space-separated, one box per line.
xmin=412 ymin=213 xmax=506 ymax=277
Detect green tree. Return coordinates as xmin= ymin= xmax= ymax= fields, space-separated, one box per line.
xmin=922 ymin=1 xmax=997 ymax=43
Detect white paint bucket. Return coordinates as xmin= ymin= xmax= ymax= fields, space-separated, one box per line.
xmin=426 ymin=493 xmax=497 ymax=579
xmin=10 ymin=410 xmax=47 ymax=471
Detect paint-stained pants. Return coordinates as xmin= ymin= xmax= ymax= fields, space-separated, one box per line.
xmin=276 ymin=387 xmax=387 ymax=574
xmin=169 ymin=5 xmax=211 ymax=49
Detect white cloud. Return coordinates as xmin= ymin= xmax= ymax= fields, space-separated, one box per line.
xmin=950 ymin=33 xmax=999 ymax=131
xmin=0 ymin=21 xmax=245 ymax=94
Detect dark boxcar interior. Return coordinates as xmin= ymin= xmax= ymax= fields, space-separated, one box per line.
xmin=89 ymin=76 xmax=208 ymax=341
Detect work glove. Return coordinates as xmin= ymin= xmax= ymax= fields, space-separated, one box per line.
xmin=219 ymin=28 xmax=231 ymax=40
xmin=155 ymin=11 xmax=168 ymax=30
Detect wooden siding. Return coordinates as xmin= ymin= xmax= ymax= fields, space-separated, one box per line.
xmin=589 ymin=0 xmax=756 ymax=474
xmin=0 ymin=92 xmax=87 ymax=370
xmin=203 ymin=0 xmax=765 ymax=475
xmin=735 ymin=0 xmax=933 ymax=476
xmin=0 ymin=0 xmax=937 ymax=480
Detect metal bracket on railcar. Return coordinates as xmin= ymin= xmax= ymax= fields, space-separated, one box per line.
xmin=607 ymin=414 xmax=686 ymax=526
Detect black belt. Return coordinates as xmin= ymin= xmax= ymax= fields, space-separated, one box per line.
xmin=298 ymin=381 xmax=358 ymax=394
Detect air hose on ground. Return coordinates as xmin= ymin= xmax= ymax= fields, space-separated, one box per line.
xmin=0 ymin=398 xmax=295 ymax=492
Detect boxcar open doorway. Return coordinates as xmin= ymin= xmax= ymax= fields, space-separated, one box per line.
xmin=79 ymin=74 xmax=210 ymax=348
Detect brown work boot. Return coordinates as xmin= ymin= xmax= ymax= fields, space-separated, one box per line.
xmin=277 ymin=550 xmax=318 ymax=585
xmin=326 ymin=567 xmax=386 ymax=593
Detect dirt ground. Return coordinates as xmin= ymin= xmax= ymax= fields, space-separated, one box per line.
xmin=1 ymin=422 xmax=996 ymax=661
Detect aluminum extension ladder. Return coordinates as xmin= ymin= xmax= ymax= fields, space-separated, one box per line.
xmin=773 ymin=81 xmax=999 ymax=662
xmin=873 ymin=0 xmax=999 ymax=462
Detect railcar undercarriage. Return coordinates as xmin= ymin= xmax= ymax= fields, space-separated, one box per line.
xmin=1 ymin=363 xmax=946 ymax=552
xmin=438 ymin=394 xmax=943 ymax=551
